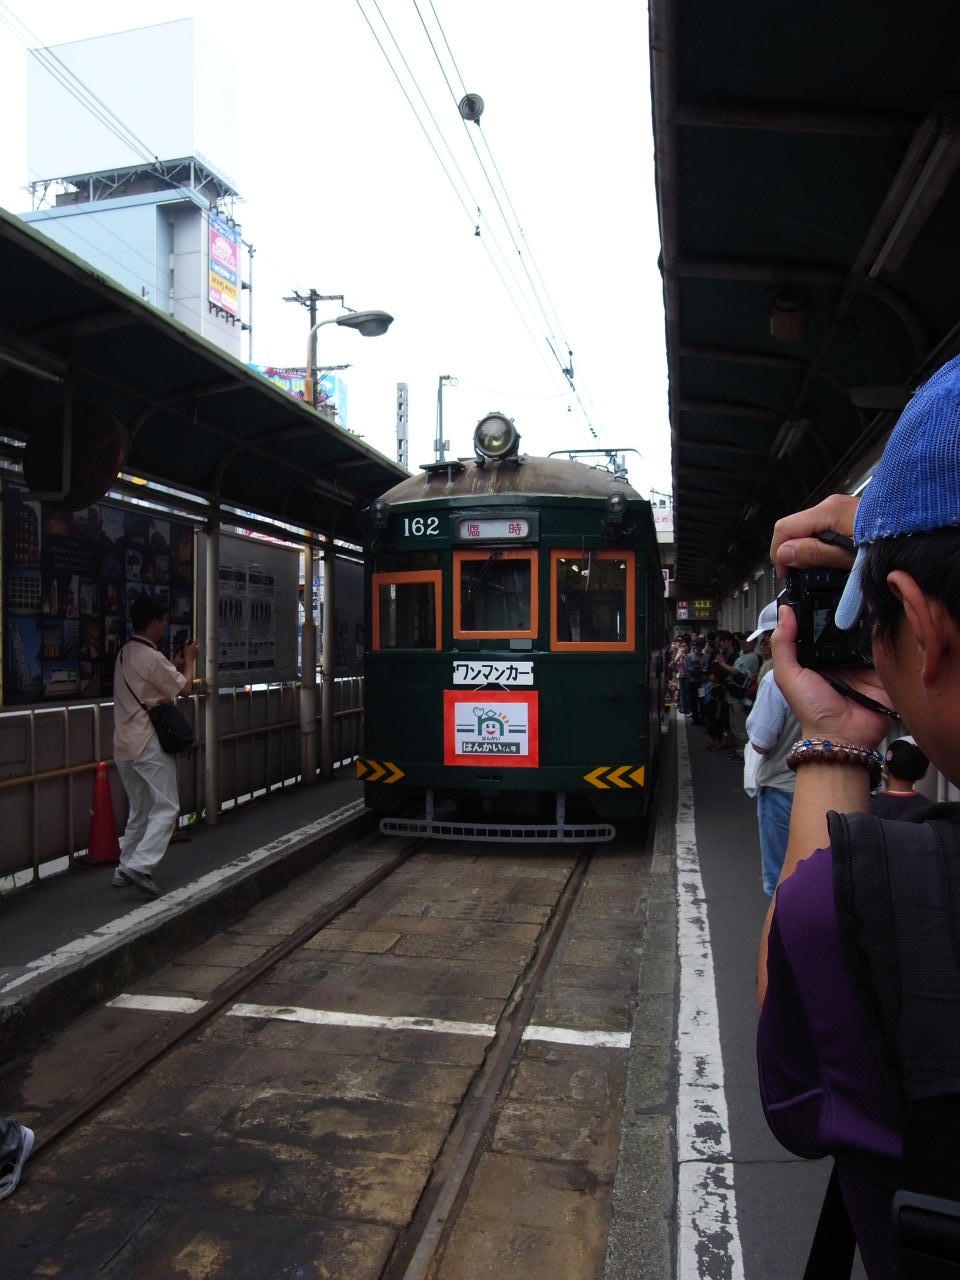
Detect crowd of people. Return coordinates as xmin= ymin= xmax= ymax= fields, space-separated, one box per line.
xmin=667 ymin=624 xmax=764 ymax=758
xmin=670 ymin=612 xmax=933 ymax=906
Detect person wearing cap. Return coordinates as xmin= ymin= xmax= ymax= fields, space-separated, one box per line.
xmin=869 ymin=735 xmax=930 ymax=819
xmin=715 ymin=631 xmax=761 ymax=757
xmin=745 ymin=601 xmax=800 ymax=895
xmin=755 ymin=352 xmax=960 ymax=1277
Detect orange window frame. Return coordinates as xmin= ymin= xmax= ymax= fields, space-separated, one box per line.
xmin=371 ymin=570 xmax=442 ymax=650
xmin=549 ymin=549 xmax=636 ymax=651
xmin=453 ymin=549 xmax=538 ymax=640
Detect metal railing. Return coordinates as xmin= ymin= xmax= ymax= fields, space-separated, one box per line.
xmin=0 ymin=677 xmax=364 ymax=883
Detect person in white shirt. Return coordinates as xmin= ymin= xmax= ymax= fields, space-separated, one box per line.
xmin=112 ymin=596 xmax=199 ymax=897
xmin=746 ymin=614 xmax=800 ymax=895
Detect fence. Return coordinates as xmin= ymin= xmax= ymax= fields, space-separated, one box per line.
xmin=0 ymin=677 xmax=364 ymax=883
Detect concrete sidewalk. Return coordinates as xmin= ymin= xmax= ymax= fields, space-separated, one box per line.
xmin=0 ymin=773 xmax=377 ymax=1058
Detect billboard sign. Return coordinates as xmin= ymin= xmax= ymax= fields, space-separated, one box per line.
xmin=209 ymin=214 xmax=239 ymax=316
xmin=3 ymin=484 xmax=194 ymax=705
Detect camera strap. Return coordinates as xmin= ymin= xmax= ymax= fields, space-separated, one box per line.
xmin=826 ymin=676 xmax=899 ymax=720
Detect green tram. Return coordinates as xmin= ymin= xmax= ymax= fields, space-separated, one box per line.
xmin=358 ymin=414 xmax=666 ymax=842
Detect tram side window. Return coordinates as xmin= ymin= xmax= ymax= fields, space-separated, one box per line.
xmin=551 ymin=550 xmax=635 ymax=650
xmin=373 ymin=571 xmax=441 ymax=649
xmin=454 ymin=550 xmax=537 ymax=639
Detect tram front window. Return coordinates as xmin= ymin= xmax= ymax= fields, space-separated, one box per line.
xmin=454 ymin=550 xmax=537 ymax=638
xmin=374 ymin=575 xmax=440 ymax=649
xmin=553 ymin=553 xmax=633 ymax=646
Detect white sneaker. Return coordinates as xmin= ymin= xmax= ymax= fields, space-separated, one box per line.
xmin=118 ymin=866 xmax=161 ymax=898
xmin=0 ymin=1124 xmax=34 ymax=1201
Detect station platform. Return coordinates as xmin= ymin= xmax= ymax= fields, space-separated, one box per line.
xmin=0 ymin=771 xmax=375 ymax=1059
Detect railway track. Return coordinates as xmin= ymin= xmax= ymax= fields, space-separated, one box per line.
xmin=0 ymin=825 xmax=655 ymax=1279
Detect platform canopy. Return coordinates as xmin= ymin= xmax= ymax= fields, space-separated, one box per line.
xmin=651 ymin=0 xmax=960 ymax=595
xmin=0 ymin=207 xmax=407 ymax=543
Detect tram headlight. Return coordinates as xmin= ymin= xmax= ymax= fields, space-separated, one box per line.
xmin=370 ymin=498 xmax=390 ymax=529
xmin=606 ymin=491 xmax=627 ymax=524
xmin=474 ymin=413 xmax=520 ymax=461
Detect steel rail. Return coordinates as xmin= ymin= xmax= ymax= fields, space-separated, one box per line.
xmin=388 ymin=848 xmax=593 ymax=1280
xmin=29 ymin=836 xmax=423 ymax=1158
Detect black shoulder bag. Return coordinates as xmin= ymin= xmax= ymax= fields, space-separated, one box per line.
xmin=804 ymin=807 xmax=960 ymax=1279
xmin=119 ymin=644 xmax=194 ymax=755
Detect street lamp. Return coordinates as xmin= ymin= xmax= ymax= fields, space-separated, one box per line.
xmin=304 ymin=309 xmax=394 ymax=409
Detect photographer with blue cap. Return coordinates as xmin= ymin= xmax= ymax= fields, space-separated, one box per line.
xmin=756 ymin=353 xmax=960 ymax=1278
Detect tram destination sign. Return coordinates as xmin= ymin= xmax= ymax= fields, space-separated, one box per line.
xmin=453 ymin=512 xmax=538 ymax=542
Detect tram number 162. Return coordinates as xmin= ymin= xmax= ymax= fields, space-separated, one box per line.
xmin=402 ymin=515 xmax=440 ymax=537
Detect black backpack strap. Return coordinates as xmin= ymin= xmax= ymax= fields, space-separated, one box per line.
xmin=802 ymin=1164 xmax=857 ymax=1280
xmin=829 ymin=809 xmax=960 ymax=1276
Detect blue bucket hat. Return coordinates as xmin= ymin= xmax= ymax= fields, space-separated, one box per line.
xmin=835 ymin=352 xmax=960 ymax=629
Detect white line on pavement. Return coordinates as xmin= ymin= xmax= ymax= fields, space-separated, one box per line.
xmin=104 ymin=995 xmax=633 ymax=1049
xmin=675 ymin=719 xmax=745 ymax=1279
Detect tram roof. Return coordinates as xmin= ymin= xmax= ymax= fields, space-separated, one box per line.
xmin=0 ymin=207 xmax=407 ymax=544
xmin=651 ymin=0 xmax=960 ymax=596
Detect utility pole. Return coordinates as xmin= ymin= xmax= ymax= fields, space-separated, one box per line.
xmin=284 ymin=290 xmax=345 ymax=407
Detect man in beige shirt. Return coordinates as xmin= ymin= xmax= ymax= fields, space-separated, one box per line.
xmin=113 ymin=596 xmax=199 ymax=896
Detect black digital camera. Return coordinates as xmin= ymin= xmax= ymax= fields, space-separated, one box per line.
xmin=784 ymin=568 xmax=872 ymax=669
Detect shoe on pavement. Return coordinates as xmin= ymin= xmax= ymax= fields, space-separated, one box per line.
xmin=112 ymin=869 xmax=127 ymax=888
xmin=0 ymin=1124 xmax=34 ymax=1201
xmin=118 ymin=866 xmax=161 ymax=898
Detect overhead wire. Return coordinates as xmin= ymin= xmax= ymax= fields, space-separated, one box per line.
xmin=408 ymin=0 xmax=602 ymax=441
xmin=431 ymin=0 xmax=570 ymax=360
xmin=355 ymin=0 xmax=564 ymax=391
xmin=411 ymin=2 xmax=566 ymax=364
xmin=356 ymin=0 xmax=596 ymax=440
xmin=363 ymin=0 xmax=567 ymax=382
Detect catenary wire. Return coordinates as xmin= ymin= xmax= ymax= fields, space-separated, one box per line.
xmin=355 ymin=0 xmax=567 ymax=395
xmin=359 ymin=0 xmax=557 ymax=358
xmin=411 ymin=1 xmax=599 ymax=439
xmin=358 ymin=0 xmax=598 ymax=443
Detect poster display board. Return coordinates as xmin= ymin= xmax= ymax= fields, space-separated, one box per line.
xmin=197 ymin=532 xmax=299 ymax=686
xmin=3 ymin=484 xmax=195 ymax=704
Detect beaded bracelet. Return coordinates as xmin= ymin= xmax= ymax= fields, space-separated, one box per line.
xmin=786 ymin=738 xmax=884 ymax=788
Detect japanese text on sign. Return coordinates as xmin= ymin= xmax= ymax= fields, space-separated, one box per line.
xmin=452 ymin=660 xmax=533 ymax=686
xmin=456 ymin=517 xmax=530 ymax=541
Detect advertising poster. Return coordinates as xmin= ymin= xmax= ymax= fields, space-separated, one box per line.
xmin=443 ymin=689 xmax=539 ymax=767
xmin=208 ymin=213 xmax=239 ymax=317
xmin=201 ymin=532 xmax=297 ymax=685
xmin=2 ymin=485 xmax=194 ymax=705
xmin=217 ymin=559 xmax=278 ymax=676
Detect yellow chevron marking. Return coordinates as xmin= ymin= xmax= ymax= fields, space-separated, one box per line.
xmin=629 ymin=765 xmax=646 ymax=787
xmin=356 ymin=759 xmax=369 ymax=780
xmin=383 ymin=761 xmax=405 ymax=785
xmin=607 ymin=765 xmax=633 ymax=789
xmin=366 ymin=760 xmax=387 ymax=783
xmin=584 ymin=766 xmax=611 ymax=789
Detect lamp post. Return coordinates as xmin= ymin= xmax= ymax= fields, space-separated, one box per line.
xmin=304 ymin=309 xmax=394 ymax=409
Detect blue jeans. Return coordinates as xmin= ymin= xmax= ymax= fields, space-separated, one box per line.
xmin=678 ymin=675 xmax=689 ymax=713
xmin=758 ymin=786 xmax=793 ymax=896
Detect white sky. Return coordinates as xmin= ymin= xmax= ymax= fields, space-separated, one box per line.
xmin=0 ymin=1 xmax=672 ymax=495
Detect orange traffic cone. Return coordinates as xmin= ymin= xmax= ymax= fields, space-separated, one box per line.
xmin=86 ymin=761 xmax=120 ymax=864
